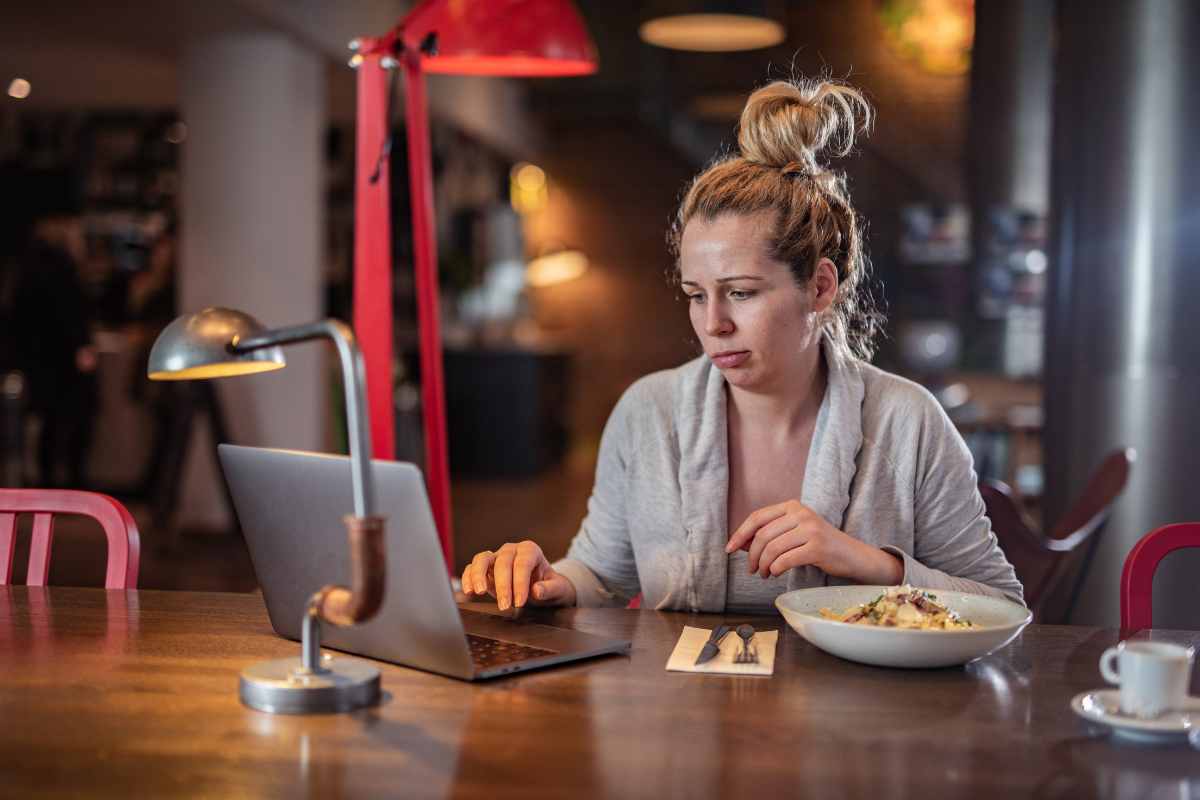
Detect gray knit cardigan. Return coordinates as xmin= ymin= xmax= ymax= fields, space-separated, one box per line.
xmin=554 ymin=340 xmax=1024 ymax=612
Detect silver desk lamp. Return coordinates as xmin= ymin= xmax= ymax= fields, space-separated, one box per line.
xmin=148 ymin=307 xmax=386 ymax=714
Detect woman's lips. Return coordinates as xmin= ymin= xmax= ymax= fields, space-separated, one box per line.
xmin=711 ymin=351 xmax=750 ymax=369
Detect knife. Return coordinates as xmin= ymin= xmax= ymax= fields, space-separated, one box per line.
xmin=694 ymin=624 xmax=731 ymax=665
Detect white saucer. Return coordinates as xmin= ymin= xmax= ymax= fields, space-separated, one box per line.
xmin=1070 ymin=689 xmax=1200 ymax=743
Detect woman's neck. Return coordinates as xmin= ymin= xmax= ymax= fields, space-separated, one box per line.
xmin=727 ymin=346 xmax=828 ymax=439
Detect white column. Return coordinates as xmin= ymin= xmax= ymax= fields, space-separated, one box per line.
xmin=177 ymin=33 xmax=326 ymax=529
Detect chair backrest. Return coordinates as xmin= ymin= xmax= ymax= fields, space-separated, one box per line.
xmin=1049 ymin=449 xmax=1136 ymax=541
xmin=1119 ymin=522 xmax=1200 ymax=634
xmin=0 ymin=489 xmax=140 ymax=589
xmin=981 ymin=447 xmax=1134 ymax=623
xmin=979 ymin=481 xmax=1059 ymax=620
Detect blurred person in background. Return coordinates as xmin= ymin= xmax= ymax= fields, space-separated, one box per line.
xmin=11 ymin=211 xmax=98 ymax=488
xmin=128 ymin=226 xmax=178 ymax=328
xmin=462 ymin=77 xmax=1023 ymax=615
xmin=125 ymin=224 xmax=179 ymax=503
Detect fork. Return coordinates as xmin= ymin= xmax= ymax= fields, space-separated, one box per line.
xmin=734 ymin=623 xmax=758 ymax=664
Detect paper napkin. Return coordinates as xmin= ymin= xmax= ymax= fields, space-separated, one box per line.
xmin=666 ymin=625 xmax=779 ymax=676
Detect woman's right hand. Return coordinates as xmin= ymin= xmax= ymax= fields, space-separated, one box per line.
xmin=461 ymin=540 xmax=577 ymax=610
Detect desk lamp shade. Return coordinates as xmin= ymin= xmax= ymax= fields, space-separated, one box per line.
xmin=402 ymin=0 xmax=598 ymax=76
xmin=147 ymin=308 xmax=285 ymax=381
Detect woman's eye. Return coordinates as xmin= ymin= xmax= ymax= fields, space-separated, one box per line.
xmin=729 ymin=289 xmax=754 ymax=300
xmin=686 ymin=293 xmax=705 ymax=304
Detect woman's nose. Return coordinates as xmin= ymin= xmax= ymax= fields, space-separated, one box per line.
xmin=705 ymin=304 xmax=733 ymax=336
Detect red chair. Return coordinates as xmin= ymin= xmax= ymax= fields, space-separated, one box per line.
xmin=0 ymin=489 xmax=140 ymax=589
xmin=1119 ymin=522 xmax=1200 ymax=634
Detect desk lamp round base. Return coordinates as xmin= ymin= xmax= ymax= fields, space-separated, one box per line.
xmin=239 ymin=655 xmax=381 ymax=714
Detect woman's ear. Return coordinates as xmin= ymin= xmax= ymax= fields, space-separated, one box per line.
xmin=812 ymin=258 xmax=839 ymax=313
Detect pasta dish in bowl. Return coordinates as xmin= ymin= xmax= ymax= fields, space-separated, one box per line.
xmin=819 ymin=585 xmax=972 ymax=630
xmin=776 ymin=585 xmax=1030 ymax=668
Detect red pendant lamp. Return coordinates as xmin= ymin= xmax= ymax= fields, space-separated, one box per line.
xmin=404 ymin=0 xmax=598 ymax=76
xmin=351 ymin=1 xmax=597 ymax=571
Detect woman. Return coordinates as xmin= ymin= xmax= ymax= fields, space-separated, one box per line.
xmin=462 ymin=78 xmax=1023 ymax=614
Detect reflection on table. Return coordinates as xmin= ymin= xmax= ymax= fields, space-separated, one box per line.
xmin=1 ymin=587 xmax=1197 ymax=799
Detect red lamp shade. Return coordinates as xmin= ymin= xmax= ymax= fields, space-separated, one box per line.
xmin=401 ymin=0 xmax=598 ymax=76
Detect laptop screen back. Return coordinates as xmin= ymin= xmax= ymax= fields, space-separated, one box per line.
xmin=218 ymin=444 xmax=475 ymax=679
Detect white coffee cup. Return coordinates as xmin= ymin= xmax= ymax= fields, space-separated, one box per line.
xmin=1099 ymin=641 xmax=1195 ymax=719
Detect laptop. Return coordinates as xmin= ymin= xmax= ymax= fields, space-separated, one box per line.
xmin=218 ymin=444 xmax=631 ymax=680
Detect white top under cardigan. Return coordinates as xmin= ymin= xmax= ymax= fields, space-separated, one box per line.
xmin=553 ymin=339 xmax=1025 ymax=613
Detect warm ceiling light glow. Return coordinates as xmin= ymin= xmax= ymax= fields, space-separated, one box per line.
xmin=510 ymin=162 xmax=548 ymax=215
xmin=639 ymin=14 xmax=785 ymax=52
xmin=526 ymin=250 xmax=588 ymax=288
xmin=515 ymin=163 xmax=546 ymax=192
xmin=7 ymin=78 xmax=31 ymax=100
xmin=879 ymin=0 xmax=975 ymax=75
xmin=690 ymin=92 xmax=750 ymax=120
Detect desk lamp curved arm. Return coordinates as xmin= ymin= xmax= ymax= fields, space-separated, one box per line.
xmin=148 ymin=307 xmax=386 ymax=714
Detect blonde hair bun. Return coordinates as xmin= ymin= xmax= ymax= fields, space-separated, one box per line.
xmin=670 ymin=75 xmax=884 ymax=362
xmin=737 ymin=79 xmax=873 ymax=170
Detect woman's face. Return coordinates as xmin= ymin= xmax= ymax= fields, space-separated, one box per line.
xmin=678 ymin=211 xmax=833 ymax=393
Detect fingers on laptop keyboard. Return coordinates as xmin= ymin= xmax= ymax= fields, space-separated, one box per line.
xmin=460 ymin=559 xmax=476 ymax=596
xmin=463 ymin=550 xmax=496 ymax=597
xmin=494 ymin=544 xmax=518 ymax=610
xmin=512 ymin=547 xmax=541 ymax=608
xmin=462 ymin=543 xmax=540 ymax=611
xmin=497 ymin=541 xmax=543 ymax=611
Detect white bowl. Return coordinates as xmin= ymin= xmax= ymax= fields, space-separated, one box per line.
xmin=775 ymin=585 xmax=1032 ymax=668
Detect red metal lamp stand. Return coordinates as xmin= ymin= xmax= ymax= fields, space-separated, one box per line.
xmin=398 ymin=42 xmax=452 ymax=571
xmin=352 ymin=50 xmax=395 ymax=466
xmin=351 ymin=0 xmax=597 ymax=571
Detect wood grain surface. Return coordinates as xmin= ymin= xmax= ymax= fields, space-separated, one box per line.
xmin=1 ymin=587 xmax=1197 ymax=799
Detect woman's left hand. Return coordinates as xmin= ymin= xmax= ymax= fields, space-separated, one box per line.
xmin=725 ymin=499 xmax=904 ymax=585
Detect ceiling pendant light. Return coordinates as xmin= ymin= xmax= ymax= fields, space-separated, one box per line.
xmin=639 ymin=1 xmax=786 ymax=52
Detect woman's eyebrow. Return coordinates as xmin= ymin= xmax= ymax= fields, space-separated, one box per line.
xmin=679 ymin=275 xmax=766 ymax=286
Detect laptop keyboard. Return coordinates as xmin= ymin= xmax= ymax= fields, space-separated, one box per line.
xmin=466 ymin=634 xmax=557 ymax=669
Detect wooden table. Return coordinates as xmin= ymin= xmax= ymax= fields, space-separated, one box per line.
xmin=2 ymin=587 xmax=1197 ymax=799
